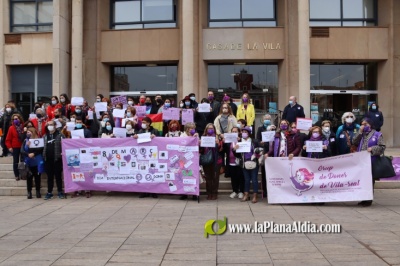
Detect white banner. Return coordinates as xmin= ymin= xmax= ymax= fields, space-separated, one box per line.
xmin=265 ymin=151 xmax=373 ymax=204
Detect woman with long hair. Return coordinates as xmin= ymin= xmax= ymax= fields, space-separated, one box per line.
xmin=5 ymin=113 xmax=25 ymax=180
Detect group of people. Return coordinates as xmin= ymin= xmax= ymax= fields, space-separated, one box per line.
xmin=0 ymin=92 xmax=384 ymax=206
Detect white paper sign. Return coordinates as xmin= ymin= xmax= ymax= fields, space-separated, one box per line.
xmin=55 ymin=119 xmax=62 ymax=128
xmin=87 ymin=110 xmax=94 ymax=120
xmin=306 ymin=141 xmax=323 ymax=152
xmin=28 ymin=138 xmax=44 ymax=148
xmin=66 ymin=122 xmax=76 ymax=131
xmin=198 ymin=103 xmax=211 ymax=113
xmin=296 ymin=118 xmax=313 ymax=131
xmin=112 ymin=109 xmax=126 ymax=118
xmin=137 ymin=132 xmax=151 ymax=143
xmin=224 ymin=133 xmax=238 ymax=143
xmin=200 ymin=136 xmax=216 ymax=147
xmin=94 ymin=102 xmax=107 ymax=112
xmin=71 ymin=129 xmax=85 ymax=139
xmin=236 ymin=141 xmax=251 ymax=153
xmin=262 ymin=131 xmax=275 ymax=142
xmin=113 ymin=127 xmax=127 ymax=138
xmin=71 ymin=97 xmax=84 ymax=106
xmin=29 ymin=114 xmax=36 ymax=120
xmin=121 ymin=118 xmax=134 ymax=127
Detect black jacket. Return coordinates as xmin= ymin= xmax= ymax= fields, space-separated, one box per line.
xmin=282 ymin=103 xmax=305 ymax=124
xmin=365 ymin=108 xmax=383 ymax=130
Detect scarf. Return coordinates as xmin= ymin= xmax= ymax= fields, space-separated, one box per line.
xmin=322 ymin=130 xmax=330 ymax=140
xmin=343 ymin=123 xmax=355 ymax=131
xmin=279 ymin=132 xmax=287 ymax=157
xmin=220 ymin=115 xmax=229 ymax=133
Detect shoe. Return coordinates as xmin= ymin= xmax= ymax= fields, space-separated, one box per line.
xmin=139 ymin=193 xmax=149 ymax=198
xmin=152 ymin=194 xmax=158 ymax=198
xmin=358 ymin=201 xmax=372 ymax=207
xmin=252 ymin=193 xmax=258 ymax=204
xmin=15 ymin=177 xmax=20 ymax=181
xmin=229 ymin=192 xmax=238 ymax=199
xmin=58 ymin=192 xmax=65 ymax=199
xmin=192 ymin=195 xmax=198 ymax=201
xmin=179 ymin=195 xmax=188 ymax=200
xmin=44 ymin=193 xmax=53 ymax=200
xmin=207 ymin=194 xmax=212 ymax=200
xmin=241 ymin=192 xmax=249 ymax=202
xmin=85 ymin=192 xmax=91 ymax=198
xmin=212 ymin=194 xmax=218 ymax=200
xmin=262 ymin=191 xmax=267 ymax=198
xmin=27 ymin=192 xmax=32 ymax=199
xmin=36 ymin=191 xmax=41 ymax=198
xmin=238 ymin=192 xmax=244 ymax=199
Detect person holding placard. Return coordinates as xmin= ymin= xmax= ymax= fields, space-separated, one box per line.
xmin=265 ymin=119 xmax=301 ymax=159
xmin=30 ymin=108 xmax=48 ymax=137
xmin=53 ymin=108 xmax=68 ymax=130
xmin=207 ymin=91 xmax=221 ymax=118
xmin=93 ymin=108 xmax=115 ymax=137
xmin=46 ymin=96 xmax=62 ymax=120
xmin=290 ymin=122 xmax=307 ymax=149
xmin=223 ymin=126 xmax=244 ymax=199
xmin=59 ymin=93 xmax=75 ymax=119
xmin=181 ymin=122 xmax=199 ymax=138
xmin=100 ymin=121 xmax=115 ymax=138
xmin=0 ymin=102 xmax=20 ymax=157
xmin=200 ymin=123 xmax=221 ymax=200
xmin=43 ymin=120 xmax=65 ymax=200
xmin=194 ymin=98 xmax=214 ymax=136
xmin=5 ymin=114 xmax=25 ymax=180
xmin=73 ymin=117 xmax=93 ymax=138
xmin=125 ymin=120 xmax=137 ymax=138
xmin=336 ymin=112 xmax=360 ymax=155
xmin=301 ymin=126 xmax=331 ymax=158
xmin=21 ymin=127 xmax=44 ymax=199
xmin=236 ymin=93 xmax=255 ymax=137
xmin=232 ymin=126 xmax=261 ymax=203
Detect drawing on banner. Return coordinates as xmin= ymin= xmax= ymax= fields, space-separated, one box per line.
xmin=66 ymin=149 xmax=80 ymax=167
xmin=159 ymin=151 xmax=168 ymax=160
xmin=289 ymin=163 xmax=314 ymax=196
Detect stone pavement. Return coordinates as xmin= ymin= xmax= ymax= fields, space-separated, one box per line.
xmin=0 ymin=190 xmax=399 ymax=266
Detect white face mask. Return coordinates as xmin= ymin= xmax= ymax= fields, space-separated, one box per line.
xmin=60 ymin=98 xmax=65 ymax=103
xmin=5 ymin=107 xmax=11 ymax=112
xmin=141 ymin=123 xmax=147 ymax=129
xmin=323 ymin=127 xmax=330 ymax=133
xmin=47 ymin=126 xmax=54 ymax=131
xmin=345 ymin=118 xmax=353 ymax=123
xmin=126 ymin=125 xmax=132 ymax=130
xmin=70 ymin=118 xmax=76 ymax=122
xmin=128 ymin=101 xmax=133 ymax=105
xmin=51 ymin=100 xmax=57 ymax=105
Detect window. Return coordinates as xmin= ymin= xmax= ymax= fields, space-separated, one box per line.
xmin=111 ymin=65 xmax=178 ymax=92
xmin=310 ymin=0 xmax=377 ymax=27
xmin=208 ymin=64 xmax=278 ymax=114
xmin=209 ymin=0 xmax=276 ymax=27
xmin=111 ymin=0 xmax=176 ymax=29
xmin=10 ymin=0 xmax=53 ymax=32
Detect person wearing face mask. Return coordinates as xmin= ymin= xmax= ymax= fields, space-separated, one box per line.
xmin=20 ymin=127 xmax=44 ymax=199
xmin=46 ymin=96 xmax=62 ymax=120
xmin=188 ymin=93 xmax=198 ymax=109
xmin=74 ymin=117 xmax=93 ymax=138
xmin=353 ymin=118 xmax=385 ymax=207
xmin=224 ymin=127 xmax=245 ymax=199
xmin=365 ymin=103 xmax=383 ymax=132
xmin=336 ymin=112 xmax=360 ymax=155
xmin=101 ymin=121 xmax=115 ymax=138
xmin=178 ymin=100 xmax=185 ymax=109
xmin=214 ymin=103 xmax=237 ymax=137
xmin=200 ymin=123 xmax=222 ymax=200
xmin=125 ymin=120 xmax=136 ymax=137
xmin=137 ymin=95 xmax=146 ymax=106
xmin=194 ymin=98 xmax=214 ymax=135
xmin=236 ymin=93 xmax=255 ymax=136
xmin=30 ymin=108 xmax=48 ymax=137
xmin=43 ymin=121 xmax=66 ymax=200
xmin=5 ymin=114 xmax=25 ymax=180
xmin=73 ymin=106 xmax=87 ymax=124
xmin=150 ymin=94 xmax=163 ymax=114
xmin=321 ymin=120 xmax=337 ymax=156
xmin=301 ymin=126 xmax=331 ymax=158
xmin=265 ymin=119 xmax=301 ymax=159
xmin=127 ymin=96 xmax=135 ymax=107
xmin=236 ymin=119 xmax=247 ymax=130
xmin=233 ymin=126 xmax=261 ymax=203
xmin=52 ymin=108 xmax=68 ymax=130
xmin=290 ymin=122 xmax=307 ymax=149
xmin=165 ymin=120 xmax=182 ymax=137
xmin=92 ymin=108 xmax=115 ymax=137
xmin=222 ymin=94 xmax=237 ymax=119
xmin=182 ymin=96 xmax=193 ymax=110
xmin=282 ymin=96 xmax=305 ymax=124
xmin=0 ymin=103 xmax=20 ymax=157
xmin=59 ymin=93 xmax=74 ymax=119
xmin=207 ymin=91 xmax=220 ymax=118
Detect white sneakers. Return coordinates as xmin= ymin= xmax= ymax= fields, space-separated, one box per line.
xmin=229 ymin=192 xmax=238 ymax=198
xmin=230 ymin=192 xmax=244 ymax=199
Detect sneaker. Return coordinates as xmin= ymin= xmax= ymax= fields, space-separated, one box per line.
xmin=229 ymin=192 xmax=238 ymax=199
xmin=58 ymin=192 xmax=65 ymax=199
xmin=44 ymin=193 xmax=53 ymax=200
xmin=237 ymin=192 xmax=244 ymax=199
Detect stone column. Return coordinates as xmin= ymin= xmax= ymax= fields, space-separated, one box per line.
xmin=53 ymin=0 xmax=71 ymax=97
xmin=71 ymin=0 xmax=83 ymax=97
xmin=180 ymin=0 xmax=196 ymax=98
xmin=0 ymin=1 xmax=6 ymax=107
xmin=297 ymin=0 xmax=310 ymax=117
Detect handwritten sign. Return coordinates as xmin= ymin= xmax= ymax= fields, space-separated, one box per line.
xmin=112 ymin=109 xmax=126 ymax=118
xmin=135 ymin=106 xmax=146 ymax=118
xmin=198 ymin=103 xmax=211 ymax=113
xmin=296 ymin=118 xmax=313 ymax=131
xmin=236 ymin=141 xmax=251 ymax=153
xmin=162 ymin=107 xmax=180 ymax=121
xmin=224 ymin=133 xmax=238 ymax=143
xmin=137 ymin=132 xmax=151 ymax=143
xmin=71 ymin=97 xmax=84 ymax=106
xmin=200 ymin=136 xmax=216 ymax=147
xmin=181 ymin=109 xmax=193 ymax=125
xmin=306 ymin=141 xmax=323 ymax=152
xmin=261 ymin=131 xmax=275 ymax=142
xmin=94 ymin=102 xmax=107 ymax=112
xmin=111 ymin=95 xmax=127 ymax=106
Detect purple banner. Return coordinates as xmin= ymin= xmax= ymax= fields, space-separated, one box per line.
xmin=61 ymin=137 xmax=200 ymax=195
xmin=380 ymin=157 xmax=400 ymax=181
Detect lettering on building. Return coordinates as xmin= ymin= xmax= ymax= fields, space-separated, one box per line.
xmin=206 ymin=42 xmax=281 ymax=51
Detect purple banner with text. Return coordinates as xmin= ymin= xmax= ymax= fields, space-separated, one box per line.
xmin=265 ymin=151 xmax=373 ymax=204
xmin=61 ymin=137 xmax=200 ymax=195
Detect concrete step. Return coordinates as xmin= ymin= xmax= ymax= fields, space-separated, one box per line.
xmin=0 ymin=187 xmax=49 ymax=196
xmin=0 ymin=179 xmax=30 ymax=187
xmin=0 ymin=164 xmax=13 ymax=171
xmin=0 ymin=171 xmax=16 ymax=179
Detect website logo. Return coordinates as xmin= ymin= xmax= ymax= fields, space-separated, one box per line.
xmin=204 ymin=217 xmax=227 ymax=238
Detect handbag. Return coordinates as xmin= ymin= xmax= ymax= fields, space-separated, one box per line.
xmin=18 ymin=162 xmax=29 ymax=180
xmin=244 ymin=160 xmax=257 ymax=170
xmin=372 ymin=155 xmax=396 ymax=180
xmin=200 ymin=149 xmax=213 ymax=166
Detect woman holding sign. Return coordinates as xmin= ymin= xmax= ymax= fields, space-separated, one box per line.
xmin=5 ymin=113 xmax=25 ymax=180
xmin=265 ymin=119 xmax=301 ymax=159
xmin=21 ymin=127 xmax=44 ymax=199
xmin=301 ymin=126 xmax=331 ymax=158
xmin=224 ymin=126 xmax=244 ymax=199
xmin=200 ymin=123 xmax=222 ymax=200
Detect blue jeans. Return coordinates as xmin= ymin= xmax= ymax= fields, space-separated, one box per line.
xmin=242 ymin=167 xmax=259 ymax=193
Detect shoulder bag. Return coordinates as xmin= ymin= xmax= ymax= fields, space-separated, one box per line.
xmin=200 ymin=149 xmax=213 ymax=166
xmin=372 ymin=152 xmax=396 ymax=180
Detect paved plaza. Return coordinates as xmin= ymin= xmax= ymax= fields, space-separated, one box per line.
xmin=0 ymin=189 xmax=399 ymax=266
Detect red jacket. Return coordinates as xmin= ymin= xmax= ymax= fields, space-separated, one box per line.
xmin=5 ymin=125 xmax=23 ymax=149
xmin=30 ymin=118 xmax=48 ymax=137
xmin=47 ymin=103 xmax=62 ymax=120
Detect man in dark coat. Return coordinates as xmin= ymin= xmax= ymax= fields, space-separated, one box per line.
xmin=365 ymin=103 xmax=383 ymax=131
xmin=282 ymin=96 xmax=305 ymax=124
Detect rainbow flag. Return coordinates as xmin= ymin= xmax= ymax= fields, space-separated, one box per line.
xmin=146 ymin=113 xmax=163 ymax=136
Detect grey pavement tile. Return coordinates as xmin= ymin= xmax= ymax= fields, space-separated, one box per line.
xmin=162 ymin=261 xmax=216 ymax=266
xmin=163 ymin=253 xmax=216 ymax=261
xmin=5 ymin=253 xmax=59 ymax=262
xmin=270 ymin=252 xmax=325 ymax=260
xmin=60 ymin=252 xmax=114 ymax=261
xmin=271 ymin=259 xmax=331 ymax=266
xmin=108 ymin=255 xmax=163 ymax=264
xmin=324 ymin=254 xmax=387 ymax=264
xmin=166 ymin=247 xmax=216 ymax=254
xmin=0 ymin=260 xmax=53 ymax=266
xmin=52 ymin=259 xmax=108 ymax=266
xmin=217 ymin=255 xmax=272 ymax=264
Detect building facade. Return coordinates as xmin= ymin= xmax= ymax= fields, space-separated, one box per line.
xmin=0 ymin=0 xmax=399 ymax=146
